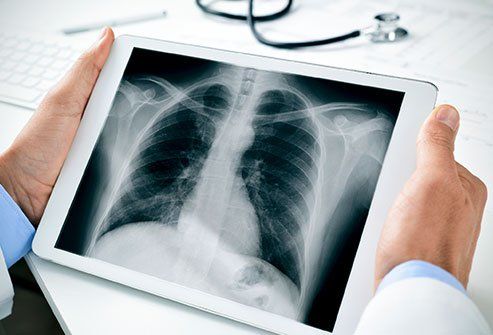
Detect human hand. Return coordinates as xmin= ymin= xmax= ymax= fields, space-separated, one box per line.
xmin=375 ymin=104 xmax=487 ymax=289
xmin=0 ymin=27 xmax=114 ymax=226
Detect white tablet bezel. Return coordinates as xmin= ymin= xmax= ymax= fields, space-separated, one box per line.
xmin=33 ymin=35 xmax=437 ymax=335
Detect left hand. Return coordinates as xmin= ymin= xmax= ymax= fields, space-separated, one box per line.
xmin=0 ymin=27 xmax=114 ymax=225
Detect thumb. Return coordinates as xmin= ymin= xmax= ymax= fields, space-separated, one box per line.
xmin=39 ymin=27 xmax=114 ymax=118
xmin=7 ymin=27 xmax=114 ymax=189
xmin=416 ymin=104 xmax=460 ymax=169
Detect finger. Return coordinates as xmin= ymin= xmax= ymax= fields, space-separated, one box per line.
xmin=456 ymin=162 xmax=488 ymax=208
xmin=416 ymin=104 xmax=460 ymax=170
xmin=455 ymin=162 xmax=487 ymax=287
xmin=40 ymin=27 xmax=115 ymax=118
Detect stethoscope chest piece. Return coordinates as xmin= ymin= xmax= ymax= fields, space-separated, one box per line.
xmin=369 ymin=13 xmax=408 ymax=43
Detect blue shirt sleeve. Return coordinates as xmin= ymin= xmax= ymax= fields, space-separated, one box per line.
xmin=377 ymin=259 xmax=466 ymax=295
xmin=0 ymin=184 xmax=35 ymax=268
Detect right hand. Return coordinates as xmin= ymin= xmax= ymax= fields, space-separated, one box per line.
xmin=375 ymin=104 xmax=487 ymax=289
xmin=0 ymin=28 xmax=114 ymax=226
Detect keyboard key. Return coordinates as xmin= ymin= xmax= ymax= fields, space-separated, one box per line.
xmin=8 ymin=73 xmax=27 ymax=84
xmin=37 ymin=79 xmax=55 ymax=91
xmin=42 ymin=69 xmax=59 ymax=80
xmin=14 ymin=63 xmax=30 ymax=73
xmin=3 ymin=38 xmax=17 ymax=48
xmin=0 ymin=82 xmax=40 ymax=102
xmin=28 ymin=66 xmax=44 ymax=76
xmin=10 ymin=51 xmax=28 ymax=61
xmin=1 ymin=61 xmax=16 ymax=71
xmin=70 ymin=51 xmax=81 ymax=61
xmin=16 ymin=40 xmax=31 ymax=51
xmin=29 ymin=43 xmax=44 ymax=54
xmin=22 ymin=77 xmax=41 ymax=88
xmin=42 ymin=46 xmax=59 ymax=56
xmin=38 ymin=56 xmax=53 ymax=67
xmin=0 ymin=49 xmax=13 ymax=59
xmin=51 ymin=59 xmax=70 ymax=70
xmin=0 ymin=71 xmax=10 ymax=81
xmin=24 ymin=54 xmax=40 ymax=64
xmin=58 ymin=49 xmax=72 ymax=59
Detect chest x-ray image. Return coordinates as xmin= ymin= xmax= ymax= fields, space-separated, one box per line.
xmin=56 ymin=48 xmax=403 ymax=332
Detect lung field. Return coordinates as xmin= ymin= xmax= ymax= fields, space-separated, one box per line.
xmin=240 ymin=89 xmax=320 ymax=289
xmin=99 ymin=83 xmax=232 ymax=236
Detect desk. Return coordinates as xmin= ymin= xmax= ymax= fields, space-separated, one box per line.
xmin=1 ymin=0 xmax=493 ymax=334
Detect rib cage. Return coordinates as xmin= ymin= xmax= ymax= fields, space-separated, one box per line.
xmin=85 ymin=68 xmax=395 ymax=322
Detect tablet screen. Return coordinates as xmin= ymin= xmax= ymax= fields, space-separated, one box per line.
xmin=56 ymin=48 xmax=404 ymax=332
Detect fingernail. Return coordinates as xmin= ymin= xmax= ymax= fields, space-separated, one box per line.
xmin=435 ymin=105 xmax=459 ymax=131
xmin=97 ymin=27 xmax=108 ymax=41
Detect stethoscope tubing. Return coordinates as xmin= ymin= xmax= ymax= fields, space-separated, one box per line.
xmin=196 ymin=0 xmax=362 ymax=49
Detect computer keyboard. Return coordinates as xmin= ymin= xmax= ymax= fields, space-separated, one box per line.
xmin=0 ymin=31 xmax=84 ymax=110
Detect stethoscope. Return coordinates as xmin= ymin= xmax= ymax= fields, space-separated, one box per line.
xmin=196 ymin=0 xmax=409 ymax=49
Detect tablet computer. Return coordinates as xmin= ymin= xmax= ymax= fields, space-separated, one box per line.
xmin=33 ymin=35 xmax=437 ymax=335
